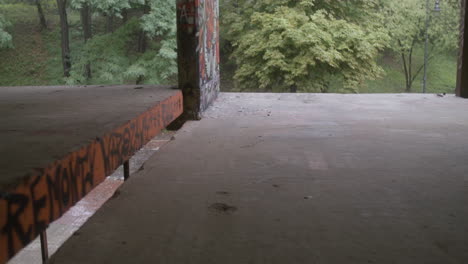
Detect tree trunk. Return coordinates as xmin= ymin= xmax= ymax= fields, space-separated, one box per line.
xmin=405 ymin=81 xmax=412 ymax=92
xmin=408 ymin=47 xmax=413 ymax=91
xmin=106 ymin=14 xmax=114 ymax=33
xmin=137 ymin=1 xmax=151 ymax=53
xmin=289 ymin=84 xmax=297 ymax=93
xmin=136 ymin=1 xmax=150 ymax=84
xmin=56 ymin=0 xmax=71 ymax=77
xmin=137 ymin=31 xmax=147 ymax=53
xmin=136 ymin=75 xmax=144 ymax=85
xmin=321 ymin=82 xmax=330 ymax=93
xmin=35 ymin=0 xmax=47 ymax=29
xmin=401 ymin=52 xmax=412 ymax=92
xmin=80 ymin=3 xmax=92 ymax=79
xmin=122 ymin=9 xmax=128 ymax=24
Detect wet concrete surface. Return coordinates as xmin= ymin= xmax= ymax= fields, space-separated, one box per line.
xmin=51 ymin=93 xmax=468 ymax=264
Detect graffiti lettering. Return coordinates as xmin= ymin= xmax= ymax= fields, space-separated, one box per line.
xmin=197 ymin=0 xmax=220 ymax=111
xmin=30 ymin=176 xmax=46 ymax=235
xmin=0 ymin=92 xmax=183 ymax=264
xmin=178 ymin=0 xmax=196 ymax=33
xmin=1 ymin=193 xmax=32 ymax=258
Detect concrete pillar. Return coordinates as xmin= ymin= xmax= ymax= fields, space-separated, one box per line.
xmin=177 ymin=0 xmax=220 ymax=119
xmin=456 ymin=0 xmax=468 ymax=98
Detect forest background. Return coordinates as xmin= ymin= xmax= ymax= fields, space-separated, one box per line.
xmin=0 ymin=0 xmax=461 ymax=94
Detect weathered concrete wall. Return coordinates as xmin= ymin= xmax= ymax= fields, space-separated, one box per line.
xmin=177 ymin=0 xmax=220 ymax=119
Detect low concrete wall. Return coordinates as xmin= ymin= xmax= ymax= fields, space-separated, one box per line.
xmin=0 ymin=86 xmax=183 ymax=263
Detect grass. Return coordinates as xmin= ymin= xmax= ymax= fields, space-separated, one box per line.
xmin=0 ymin=22 xmax=49 ymax=85
xmin=360 ymin=47 xmax=457 ymax=94
xmin=0 ymin=3 xmax=87 ymax=86
xmin=0 ymin=3 xmax=59 ymax=85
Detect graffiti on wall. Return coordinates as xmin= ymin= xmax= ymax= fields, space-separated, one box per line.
xmin=178 ymin=0 xmax=196 ymax=34
xmin=197 ymin=0 xmax=220 ymax=111
xmin=176 ymin=0 xmax=220 ymax=115
xmin=0 ymin=92 xmax=183 ymax=264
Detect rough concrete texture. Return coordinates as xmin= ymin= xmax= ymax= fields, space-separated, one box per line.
xmin=0 ymin=85 xmax=177 ymax=189
xmin=51 ymin=93 xmax=468 ymax=264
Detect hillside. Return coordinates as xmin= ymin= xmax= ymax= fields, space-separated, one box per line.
xmin=0 ymin=1 xmax=178 ymax=87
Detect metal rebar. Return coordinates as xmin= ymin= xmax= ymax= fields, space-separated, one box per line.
xmin=123 ymin=160 xmax=130 ymax=181
xmin=40 ymin=230 xmax=48 ymax=263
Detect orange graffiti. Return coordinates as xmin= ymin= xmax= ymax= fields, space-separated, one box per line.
xmin=0 ymin=91 xmax=183 ymax=264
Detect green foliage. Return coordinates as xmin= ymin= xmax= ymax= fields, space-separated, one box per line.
xmin=383 ymin=0 xmax=459 ymax=53
xmin=70 ymin=0 xmax=131 ymax=16
xmin=0 ymin=0 xmax=459 ymax=93
xmin=141 ymin=0 xmax=175 ymax=38
xmin=67 ymin=14 xmax=177 ymax=85
xmin=0 ymin=0 xmax=177 ymax=86
xmin=223 ymin=0 xmax=389 ymax=92
xmin=66 ymin=19 xmax=134 ymax=84
xmin=380 ymin=0 xmax=460 ymax=91
xmin=0 ymin=0 xmax=55 ymax=19
xmin=0 ymin=14 xmax=12 ymax=48
xmin=333 ymin=50 xmax=457 ymax=94
xmin=66 ymin=0 xmax=177 ymax=84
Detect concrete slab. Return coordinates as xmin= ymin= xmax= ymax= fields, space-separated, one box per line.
xmin=0 ymin=85 xmax=179 ymax=189
xmin=0 ymin=85 xmax=183 ymax=263
xmin=51 ymin=93 xmax=468 ymax=264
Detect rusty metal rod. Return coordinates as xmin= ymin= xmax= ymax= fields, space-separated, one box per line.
xmin=123 ymin=160 xmax=130 ymax=181
xmin=40 ymin=230 xmax=48 ymax=263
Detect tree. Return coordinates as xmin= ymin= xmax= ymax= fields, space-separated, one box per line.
xmin=13 ymin=0 xmax=48 ymax=29
xmin=80 ymin=2 xmax=92 ymax=78
xmin=71 ymin=0 xmax=93 ymax=79
xmin=0 ymin=15 xmax=13 ymax=49
xmin=67 ymin=0 xmax=177 ymax=85
xmin=137 ymin=0 xmax=177 ymax=83
xmin=34 ymin=0 xmax=47 ymax=29
xmin=91 ymin=0 xmax=132 ymax=33
xmin=382 ymin=0 xmax=460 ymax=92
xmin=137 ymin=0 xmax=150 ymax=54
xmin=56 ymin=0 xmax=71 ymax=77
xmin=222 ymin=0 xmax=389 ymax=93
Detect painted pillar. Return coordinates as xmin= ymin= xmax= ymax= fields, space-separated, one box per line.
xmin=177 ymin=0 xmax=220 ymax=119
xmin=456 ymin=0 xmax=468 ymax=98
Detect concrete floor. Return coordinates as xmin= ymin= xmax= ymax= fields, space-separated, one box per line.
xmin=51 ymin=93 xmax=468 ymax=264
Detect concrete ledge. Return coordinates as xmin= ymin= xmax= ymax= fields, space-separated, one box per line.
xmin=0 ymin=85 xmax=183 ymax=263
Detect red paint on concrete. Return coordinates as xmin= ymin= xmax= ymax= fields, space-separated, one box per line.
xmin=0 ymin=89 xmax=183 ymax=264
